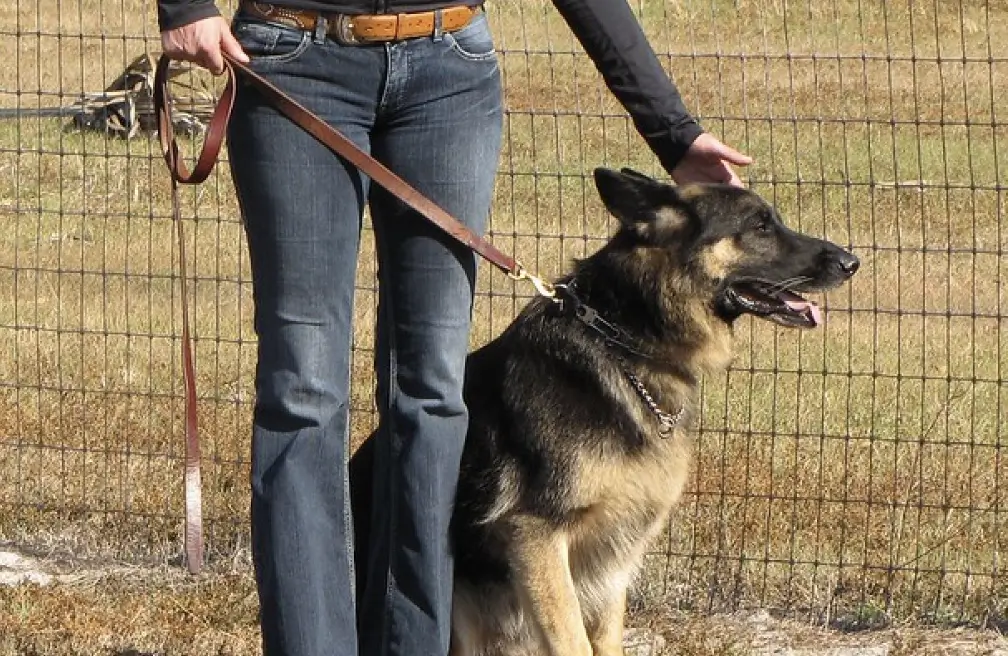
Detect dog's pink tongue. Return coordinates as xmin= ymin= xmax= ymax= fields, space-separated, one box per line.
xmin=780 ymin=290 xmax=822 ymax=327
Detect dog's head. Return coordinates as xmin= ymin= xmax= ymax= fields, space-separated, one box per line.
xmin=592 ymin=167 xmax=859 ymax=329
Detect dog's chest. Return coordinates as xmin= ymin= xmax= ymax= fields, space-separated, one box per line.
xmin=574 ymin=431 xmax=691 ymax=512
xmin=564 ymin=434 xmax=691 ymax=600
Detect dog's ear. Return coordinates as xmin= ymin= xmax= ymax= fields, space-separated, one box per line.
xmin=592 ymin=168 xmax=691 ymax=238
xmin=617 ymin=167 xmax=661 ymax=185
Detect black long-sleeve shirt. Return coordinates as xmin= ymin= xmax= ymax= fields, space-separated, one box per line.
xmin=157 ymin=0 xmax=704 ymax=170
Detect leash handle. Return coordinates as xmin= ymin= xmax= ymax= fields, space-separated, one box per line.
xmin=154 ymin=56 xmax=237 ymax=184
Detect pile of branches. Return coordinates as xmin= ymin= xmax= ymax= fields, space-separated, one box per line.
xmin=70 ymin=52 xmax=217 ymax=138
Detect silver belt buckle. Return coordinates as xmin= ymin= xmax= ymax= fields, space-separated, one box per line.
xmin=333 ymin=14 xmax=362 ymax=45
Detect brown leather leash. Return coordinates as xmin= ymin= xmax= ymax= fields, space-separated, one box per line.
xmin=153 ymin=57 xmax=237 ymax=575
xmin=153 ymin=53 xmax=554 ymax=574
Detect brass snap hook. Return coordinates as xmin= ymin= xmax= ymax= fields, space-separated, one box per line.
xmin=508 ymin=261 xmax=558 ymax=301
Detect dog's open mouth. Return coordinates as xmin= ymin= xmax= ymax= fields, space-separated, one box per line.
xmin=723 ymin=281 xmax=823 ymax=328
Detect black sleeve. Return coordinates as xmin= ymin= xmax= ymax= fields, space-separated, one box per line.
xmin=551 ymin=0 xmax=704 ymax=172
xmin=157 ymin=0 xmax=221 ymax=32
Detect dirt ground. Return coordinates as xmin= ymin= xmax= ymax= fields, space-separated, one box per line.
xmin=1 ymin=548 xmax=1006 ymax=656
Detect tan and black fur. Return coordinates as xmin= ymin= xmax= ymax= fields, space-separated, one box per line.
xmin=350 ymin=168 xmax=859 ymax=656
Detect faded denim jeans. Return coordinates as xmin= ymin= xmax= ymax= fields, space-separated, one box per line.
xmin=226 ymin=9 xmax=503 ymax=656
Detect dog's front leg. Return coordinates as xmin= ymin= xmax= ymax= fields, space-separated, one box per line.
xmin=587 ymin=586 xmax=627 ymax=656
xmin=510 ymin=518 xmax=592 ymax=656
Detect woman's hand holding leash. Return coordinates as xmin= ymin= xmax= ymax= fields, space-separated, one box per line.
xmin=160 ymin=15 xmax=249 ymax=75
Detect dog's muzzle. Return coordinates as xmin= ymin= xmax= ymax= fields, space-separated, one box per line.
xmin=720 ymin=281 xmax=824 ymax=329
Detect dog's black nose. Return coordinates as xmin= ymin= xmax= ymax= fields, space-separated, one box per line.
xmin=836 ymin=251 xmax=860 ymax=277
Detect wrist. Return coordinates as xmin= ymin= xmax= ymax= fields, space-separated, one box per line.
xmin=158 ymin=2 xmax=221 ymax=33
xmin=651 ymin=122 xmax=704 ymax=174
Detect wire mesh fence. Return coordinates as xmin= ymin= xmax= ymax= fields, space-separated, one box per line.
xmin=0 ymin=0 xmax=1005 ymax=631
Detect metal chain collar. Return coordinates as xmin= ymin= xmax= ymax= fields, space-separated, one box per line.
xmin=550 ymin=279 xmax=684 ymax=437
xmin=623 ymin=369 xmax=685 ymax=437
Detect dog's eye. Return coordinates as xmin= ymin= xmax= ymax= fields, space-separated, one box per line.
xmin=753 ymin=219 xmax=772 ymax=234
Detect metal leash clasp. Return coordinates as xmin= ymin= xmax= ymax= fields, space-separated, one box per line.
xmin=509 ymin=261 xmax=558 ymax=301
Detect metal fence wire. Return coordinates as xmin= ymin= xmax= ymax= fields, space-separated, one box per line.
xmin=1 ymin=0 xmax=1005 ymax=630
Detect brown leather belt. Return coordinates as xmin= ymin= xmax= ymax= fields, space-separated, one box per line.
xmin=241 ymin=1 xmax=482 ymax=44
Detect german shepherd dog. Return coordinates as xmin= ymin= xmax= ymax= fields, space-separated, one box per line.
xmin=350 ymin=168 xmax=859 ymax=655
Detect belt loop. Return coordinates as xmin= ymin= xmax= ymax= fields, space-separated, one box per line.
xmin=432 ymin=9 xmax=444 ymax=41
xmin=313 ymin=14 xmax=328 ymax=44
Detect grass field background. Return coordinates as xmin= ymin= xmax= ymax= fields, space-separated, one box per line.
xmin=0 ymin=0 xmax=1006 ymax=645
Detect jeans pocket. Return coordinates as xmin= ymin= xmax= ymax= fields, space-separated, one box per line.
xmin=232 ymin=17 xmax=311 ymax=64
xmin=444 ymin=14 xmax=497 ymax=62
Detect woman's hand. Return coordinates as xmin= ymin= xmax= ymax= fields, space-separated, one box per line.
xmin=671 ymin=132 xmax=752 ymax=187
xmin=161 ymin=15 xmax=249 ymax=75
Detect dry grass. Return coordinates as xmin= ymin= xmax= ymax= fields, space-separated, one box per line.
xmin=0 ymin=565 xmax=1006 ymax=655
xmin=0 ymin=0 xmax=1007 ymax=650
xmin=0 ymin=568 xmax=263 ymax=655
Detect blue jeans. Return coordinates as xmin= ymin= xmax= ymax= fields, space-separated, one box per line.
xmin=227 ymin=11 xmax=503 ymax=656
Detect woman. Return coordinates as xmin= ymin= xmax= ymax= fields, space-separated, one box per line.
xmin=157 ymin=1 xmax=751 ymax=654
